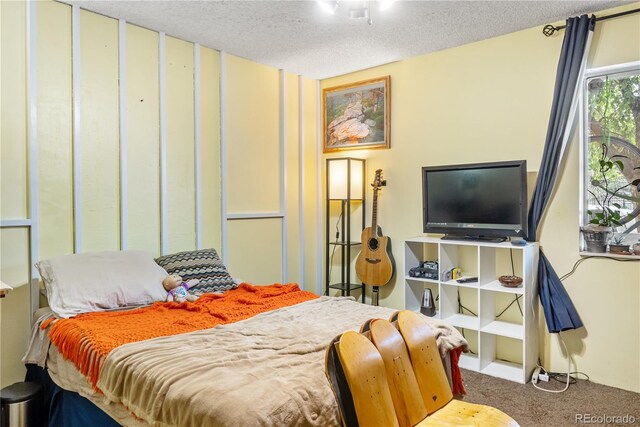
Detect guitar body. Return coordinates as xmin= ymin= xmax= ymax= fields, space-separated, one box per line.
xmin=356 ymin=226 xmax=395 ymax=286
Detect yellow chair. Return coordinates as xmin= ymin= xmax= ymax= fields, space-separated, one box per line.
xmin=334 ymin=330 xmax=400 ymax=427
xmin=392 ymin=311 xmax=518 ymax=426
xmin=326 ymin=313 xmax=518 ymax=427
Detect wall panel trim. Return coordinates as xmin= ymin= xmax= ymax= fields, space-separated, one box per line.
xmin=194 ymin=43 xmax=203 ymax=249
xmin=227 ymin=212 xmax=284 ymax=220
xmin=220 ymin=51 xmax=228 ymax=261
xmin=159 ymin=32 xmax=167 ymax=255
xmin=72 ymin=5 xmax=82 ymax=253
xmin=315 ymin=81 xmax=323 ymax=296
xmin=118 ymin=19 xmax=128 ymax=250
xmin=0 ymin=220 xmax=32 ymax=228
xmin=298 ymin=75 xmax=305 ymax=289
xmin=27 ymin=0 xmax=40 ymax=316
xmin=279 ymin=70 xmax=287 ymax=283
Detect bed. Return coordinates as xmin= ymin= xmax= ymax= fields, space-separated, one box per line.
xmin=23 ymin=249 xmax=467 ymax=426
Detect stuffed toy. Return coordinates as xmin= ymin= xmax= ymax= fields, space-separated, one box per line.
xmin=162 ymin=274 xmax=200 ymax=303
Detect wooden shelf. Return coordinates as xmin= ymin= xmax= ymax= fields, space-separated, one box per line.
xmin=481 ymin=360 xmax=524 ymax=383
xmin=405 ymin=275 xmax=439 ymax=284
xmin=459 ymin=353 xmax=480 ymax=371
xmin=481 ymin=320 xmax=523 ymax=340
xmin=579 ymin=251 xmax=640 ymax=260
xmin=481 ymin=280 xmax=524 ymax=295
xmin=442 ymin=278 xmax=479 ymax=289
xmin=442 ymin=314 xmax=479 ymax=330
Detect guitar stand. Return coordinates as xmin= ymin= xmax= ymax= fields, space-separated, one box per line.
xmin=371 ymin=286 xmax=380 ymax=306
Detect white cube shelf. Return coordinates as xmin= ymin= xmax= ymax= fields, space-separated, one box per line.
xmin=404 ymin=237 xmax=539 ymax=384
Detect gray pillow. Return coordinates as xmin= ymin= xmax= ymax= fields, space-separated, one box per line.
xmin=37 ymin=251 xmax=168 ymax=318
xmin=155 ymin=249 xmax=237 ymax=295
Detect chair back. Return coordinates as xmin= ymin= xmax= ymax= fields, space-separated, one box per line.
xmin=336 ymin=331 xmax=400 ymax=427
xmin=397 ymin=310 xmax=453 ymax=413
xmin=369 ymin=319 xmax=428 ymax=427
xmin=325 ymin=334 xmax=359 ymax=427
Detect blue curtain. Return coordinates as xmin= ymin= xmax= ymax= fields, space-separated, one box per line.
xmin=527 ymin=15 xmax=595 ymax=333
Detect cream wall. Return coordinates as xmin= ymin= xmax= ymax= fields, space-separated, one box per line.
xmin=321 ymin=3 xmax=640 ymax=392
xmin=222 ymin=54 xmax=319 ymax=286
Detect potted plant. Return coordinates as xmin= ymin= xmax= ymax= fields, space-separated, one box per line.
xmin=582 ymin=144 xmax=638 ymax=252
xmin=582 ymin=141 xmax=626 ymax=252
xmin=608 ymin=233 xmax=630 ymax=254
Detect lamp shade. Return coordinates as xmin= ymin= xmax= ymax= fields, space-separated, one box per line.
xmin=328 ymin=158 xmax=364 ymax=200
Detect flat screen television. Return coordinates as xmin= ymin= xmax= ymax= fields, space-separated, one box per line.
xmin=422 ymin=160 xmax=528 ymax=241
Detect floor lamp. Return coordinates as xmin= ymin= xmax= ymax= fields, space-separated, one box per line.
xmin=325 ymin=158 xmax=365 ymax=301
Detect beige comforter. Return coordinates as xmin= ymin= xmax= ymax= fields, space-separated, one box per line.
xmin=88 ymin=297 xmax=465 ymax=426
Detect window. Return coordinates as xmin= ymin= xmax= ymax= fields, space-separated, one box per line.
xmin=581 ymin=63 xmax=640 ymax=244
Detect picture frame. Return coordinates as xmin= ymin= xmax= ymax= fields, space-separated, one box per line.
xmin=322 ymin=76 xmax=390 ymax=153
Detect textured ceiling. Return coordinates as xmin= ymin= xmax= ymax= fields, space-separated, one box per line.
xmin=65 ymin=0 xmax=631 ymax=79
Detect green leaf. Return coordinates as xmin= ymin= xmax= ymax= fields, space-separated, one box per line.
xmin=612 ymin=203 xmax=621 ymax=209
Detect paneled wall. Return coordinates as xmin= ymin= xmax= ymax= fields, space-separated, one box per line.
xmin=0 ymin=1 xmax=225 ymax=387
xmin=221 ymin=55 xmax=319 ymax=286
xmin=0 ymin=1 xmax=320 ymax=387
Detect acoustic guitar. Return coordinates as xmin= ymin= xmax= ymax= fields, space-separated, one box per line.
xmin=355 ymin=169 xmax=395 ymax=290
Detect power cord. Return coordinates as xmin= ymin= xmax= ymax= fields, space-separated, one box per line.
xmin=457 ymin=290 xmax=477 ymax=355
xmin=495 ymin=295 xmax=523 ymax=318
xmin=532 ymin=332 xmax=572 ymax=393
xmin=561 ymin=255 xmax=639 ymax=282
xmin=325 ymin=210 xmax=343 ymax=296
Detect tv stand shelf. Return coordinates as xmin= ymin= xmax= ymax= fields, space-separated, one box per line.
xmin=404 ymin=236 xmax=539 ymax=383
xmin=441 ymin=235 xmax=506 ymax=243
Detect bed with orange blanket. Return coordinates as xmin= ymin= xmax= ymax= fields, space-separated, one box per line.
xmin=34 ymin=283 xmax=467 ymax=426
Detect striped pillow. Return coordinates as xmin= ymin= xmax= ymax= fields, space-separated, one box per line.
xmin=155 ymin=249 xmax=237 ymax=295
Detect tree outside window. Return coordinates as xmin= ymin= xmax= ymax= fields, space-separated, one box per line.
xmin=584 ymin=66 xmax=640 ymax=246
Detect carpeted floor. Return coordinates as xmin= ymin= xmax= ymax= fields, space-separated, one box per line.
xmin=459 ymin=369 xmax=640 ymax=426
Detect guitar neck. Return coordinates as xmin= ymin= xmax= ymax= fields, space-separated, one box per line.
xmin=371 ymin=189 xmax=379 ymax=236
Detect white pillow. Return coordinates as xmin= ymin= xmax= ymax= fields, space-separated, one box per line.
xmin=36 ymin=250 xmax=168 ymax=318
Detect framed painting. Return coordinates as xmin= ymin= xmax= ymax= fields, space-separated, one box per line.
xmin=322 ymin=76 xmax=390 ymax=153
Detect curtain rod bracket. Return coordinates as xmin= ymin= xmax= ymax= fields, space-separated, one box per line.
xmin=543 ymin=24 xmax=558 ymax=37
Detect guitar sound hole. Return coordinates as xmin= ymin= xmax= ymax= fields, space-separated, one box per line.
xmin=368 ymin=238 xmax=379 ymax=251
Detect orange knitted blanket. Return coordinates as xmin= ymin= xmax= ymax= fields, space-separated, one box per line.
xmin=45 ymin=283 xmax=318 ymax=389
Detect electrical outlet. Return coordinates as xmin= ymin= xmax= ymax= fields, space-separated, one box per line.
xmin=532 ymin=366 xmax=541 ymax=384
xmin=539 ymin=373 xmax=549 ymax=382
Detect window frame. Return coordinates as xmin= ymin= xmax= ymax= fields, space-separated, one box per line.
xmin=579 ymin=60 xmax=640 ymax=249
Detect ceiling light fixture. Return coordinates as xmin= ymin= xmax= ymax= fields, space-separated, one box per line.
xmin=318 ymin=0 xmax=394 ymax=25
xmin=317 ymin=0 xmax=339 ymax=15
xmin=348 ymin=5 xmax=370 ymax=20
xmin=379 ymin=0 xmax=396 ymax=11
